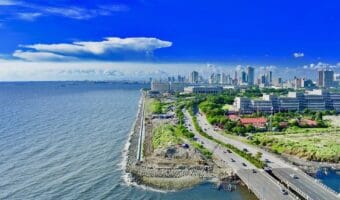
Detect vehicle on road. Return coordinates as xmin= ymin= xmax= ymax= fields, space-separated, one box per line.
xmin=243 ymin=148 xmax=248 ymax=152
xmin=227 ymin=149 xmax=232 ymax=153
xmin=230 ymin=158 xmax=235 ymax=162
xmin=290 ymin=174 xmax=298 ymax=179
xmin=281 ymin=188 xmax=288 ymax=195
xmin=252 ymin=169 xmax=257 ymax=173
xmin=264 ymin=167 xmax=272 ymax=172
xmin=242 ymin=163 xmax=247 ymax=167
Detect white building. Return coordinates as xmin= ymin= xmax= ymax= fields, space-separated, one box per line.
xmin=184 ymin=86 xmax=223 ymax=94
xmin=151 ymin=81 xmax=170 ymax=93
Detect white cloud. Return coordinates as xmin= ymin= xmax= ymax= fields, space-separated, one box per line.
xmin=293 ymin=52 xmax=304 ymax=58
xmin=0 ymin=0 xmax=18 ymax=6
xmin=17 ymin=12 xmax=42 ymax=21
xmin=16 ymin=37 xmax=172 ymax=60
xmin=0 ymin=1 xmax=128 ymax=20
xmin=13 ymin=50 xmax=77 ymax=61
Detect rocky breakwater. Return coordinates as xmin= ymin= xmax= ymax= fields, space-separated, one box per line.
xmin=125 ymin=93 xmax=233 ymax=190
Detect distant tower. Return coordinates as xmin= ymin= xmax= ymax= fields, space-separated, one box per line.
xmin=189 ymin=71 xmax=199 ymax=84
xmin=318 ymin=69 xmax=334 ymax=88
xmin=247 ymin=66 xmax=255 ymax=86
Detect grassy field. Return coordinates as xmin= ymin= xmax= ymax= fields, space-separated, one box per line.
xmin=152 ymin=124 xmax=182 ymax=149
xmin=250 ymin=131 xmax=340 ymax=162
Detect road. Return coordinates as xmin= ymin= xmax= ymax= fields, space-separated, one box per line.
xmin=196 ymin=111 xmax=339 ymax=200
xmin=183 ymin=110 xmax=297 ymax=200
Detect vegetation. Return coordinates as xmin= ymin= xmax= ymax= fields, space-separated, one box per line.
xmin=146 ymin=98 xmax=163 ymax=114
xmin=150 ymin=99 xmax=213 ymax=159
xmin=250 ymin=131 xmax=340 ymax=162
xmin=192 ymin=142 xmax=213 ymax=159
xmin=152 ymin=124 xmax=182 ymax=149
xmin=188 ymin=104 xmax=265 ymax=168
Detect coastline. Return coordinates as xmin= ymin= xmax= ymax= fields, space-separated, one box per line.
xmin=123 ymin=91 xmax=233 ymax=191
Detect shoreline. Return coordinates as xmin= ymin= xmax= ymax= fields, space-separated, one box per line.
xmin=123 ymin=91 xmax=234 ymax=191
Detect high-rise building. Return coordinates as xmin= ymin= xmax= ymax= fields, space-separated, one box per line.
xmin=241 ymin=71 xmax=247 ymax=84
xmin=189 ymin=71 xmax=199 ymax=84
xmin=318 ymin=70 xmax=324 ymax=87
xmin=318 ymin=69 xmax=334 ymax=88
xmin=266 ymin=71 xmax=273 ymax=85
xmin=247 ymin=66 xmax=255 ymax=86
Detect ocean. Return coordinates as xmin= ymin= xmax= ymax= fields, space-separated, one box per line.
xmin=0 ymin=82 xmax=258 ymax=200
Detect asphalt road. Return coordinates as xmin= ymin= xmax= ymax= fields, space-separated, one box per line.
xmin=273 ymin=168 xmax=339 ymax=200
xmin=183 ymin=110 xmax=296 ymax=200
xmin=195 ymin=112 xmax=339 ymax=200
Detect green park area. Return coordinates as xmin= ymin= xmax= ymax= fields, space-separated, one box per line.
xmin=250 ymin=130 xmax=340 ymax=162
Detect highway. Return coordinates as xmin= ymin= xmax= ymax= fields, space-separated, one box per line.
xmin=195 ymin=111 xmax=339 ymax=200
xmin=183 ymin=110 xmax=297 ymax=200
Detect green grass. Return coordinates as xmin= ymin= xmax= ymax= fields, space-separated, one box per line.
xmin=250 ymin=132 xmax=340 ymax=162
xmin=145 ymin=98 xmax=164 ymax=114
xmin=152 ymin=124 xmax=182 ymax=149
xmin=192 ymin=142 xmax=213 ymax=159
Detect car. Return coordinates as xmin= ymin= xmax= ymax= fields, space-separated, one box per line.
xmin=243 ymin=148 xmax=248 ymax=152
xmin=227 ymin=149 xmax=232 ymax=153
xmin=281 ymin=188 xmax=288 ymax=195
xmin=290 ymin=174 xmax=298 ymax=179
xmin=265 ymin=158 xmax=270 ymax=163
xmin=204 ymin=128 xmax=207 ymax=131
xmin=252 ymin=169 xmax=257 ymax=173
xmin=230 ymin=158 xmax=235 ymax=162
xmin=264 ymin=167 xmax=272 ymax=172
xmin=242 ymin=163 xmax=247 ymax=167
xmin=223 ymin=150 xmax=227 ymax=153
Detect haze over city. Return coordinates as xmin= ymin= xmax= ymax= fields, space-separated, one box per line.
xmin=0 ymin=0 xmax=339 ymax=81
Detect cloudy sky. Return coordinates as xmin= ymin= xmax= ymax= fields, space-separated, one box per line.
xmin=0 ymin=0 xmax=339 ymax=81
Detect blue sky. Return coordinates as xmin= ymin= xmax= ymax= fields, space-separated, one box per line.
xmin=0 ymin=0 xmax=339 ymax=80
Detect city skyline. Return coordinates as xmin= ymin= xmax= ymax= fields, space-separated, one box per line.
xmin=0 ymin=0 xmax=339 ymax=81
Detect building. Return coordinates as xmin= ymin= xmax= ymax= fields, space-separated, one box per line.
xmin=240 ymin=117 xmax=267 ymax=128
xmin=318 ymin=69 xmax=334 ymax=88
xmin=169 ymin=82 xmax=186 ymax=92
xmin=241 ymin=71 xmax=247 ymax=84
xmin=233 ymin=89 xmax=340 ymax=113
xmin=184 ymin=86 xmax=223 ymax=94
xmin=189 ymin=71 xmax=199 ymax=84
xmin=151 ymin=80 xmax=170 ymax=93
xmin=247 ymin=66 xmax=255 ymax=86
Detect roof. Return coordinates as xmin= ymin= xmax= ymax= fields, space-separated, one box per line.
xmin=240 ymin=117 xmax=267 ymax=124
xmin=228 ymin=114 xmax=239 ymax=121
xmin=299 ymin=119 xmax=317 ymax=126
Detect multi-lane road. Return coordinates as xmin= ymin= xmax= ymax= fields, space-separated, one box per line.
xmin=184 ymin=110 xmax=297 ymax=200
xmin=195 ymin=111 xmax=339 ymax=200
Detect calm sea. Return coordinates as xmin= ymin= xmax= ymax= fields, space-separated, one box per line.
xmin=0 ymin=82 xmax=258 ymax=200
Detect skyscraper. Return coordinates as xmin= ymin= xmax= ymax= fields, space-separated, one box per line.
xmin=247 ymin=66 xmax=255 ymax=85
xmin=318 ymin=69 xmax=334 ymax=88
xmin=189 ymin=71 xmax=199 ymax=84
xmin=241 ymin=71 xmax=247 ymax=83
